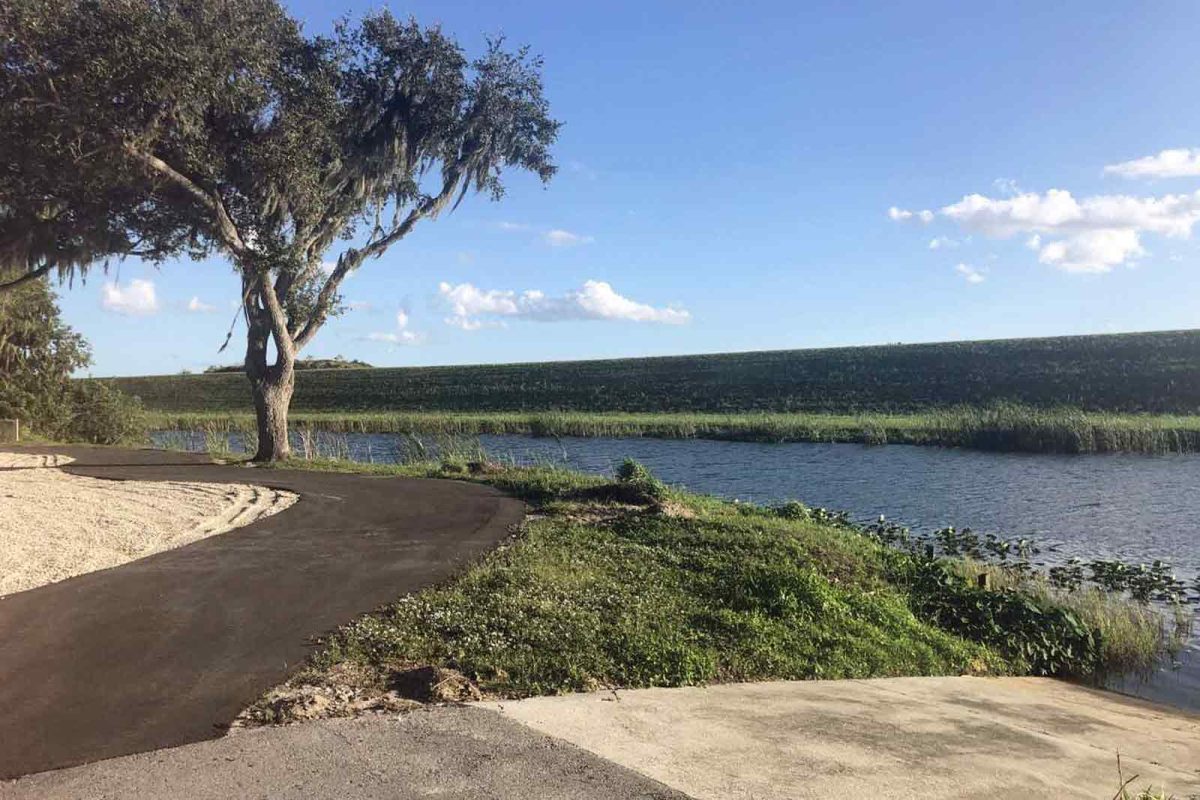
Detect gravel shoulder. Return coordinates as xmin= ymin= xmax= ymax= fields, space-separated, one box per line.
xmin=0 ymin=451 xmax=297 ymax=597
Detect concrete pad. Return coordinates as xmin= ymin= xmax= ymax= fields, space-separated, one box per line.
xmin=484 ymin=677 xmax=1200 ymax=799
xmin=0 ymin=708 xmax=689 ymax=800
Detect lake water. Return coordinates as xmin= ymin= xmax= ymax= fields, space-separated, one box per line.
xmin=152 ymin=430 xmax=1200 ymax=710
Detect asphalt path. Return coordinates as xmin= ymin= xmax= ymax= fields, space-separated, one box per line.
xmin=0 ymin=446 xmax=524 ymax=778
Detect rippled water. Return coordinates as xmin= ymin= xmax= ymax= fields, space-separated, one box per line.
xmin=153 ymin=430 xmax=1200 ymax=710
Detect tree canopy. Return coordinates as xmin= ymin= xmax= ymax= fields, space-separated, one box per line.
xmin=0 ymin=273 xmax=90 ymax=429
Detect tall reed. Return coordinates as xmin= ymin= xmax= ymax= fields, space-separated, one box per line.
xmin=147 ymin=405 xmax=1200 ymax=455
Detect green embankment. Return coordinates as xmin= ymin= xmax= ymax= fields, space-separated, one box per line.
xmin=113 ymin=328 xmax=1200 ymax=454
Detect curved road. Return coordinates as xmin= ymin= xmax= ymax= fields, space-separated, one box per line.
xmin=0 ymin=446 xmax=524 ymax=779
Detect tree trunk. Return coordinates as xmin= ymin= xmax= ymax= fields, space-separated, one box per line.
xmin=249 ymin=368 xmax=294 ymax=461
xmin=245 ymin=312 xmax=296 ymax=462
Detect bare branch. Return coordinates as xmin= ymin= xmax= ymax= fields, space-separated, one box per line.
xmin=293 ymin=253 xmax=356 ymax=351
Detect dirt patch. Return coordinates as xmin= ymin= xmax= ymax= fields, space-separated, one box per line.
xmin=391 ymin=665 xmax=484 ymax=703
xmin=238 ymin=662 xmax=484 ymax=726
xmin=659 ymin=500 xmax=697 ymax=519
xmin=0 ymin=450 xmax=298 ymax=597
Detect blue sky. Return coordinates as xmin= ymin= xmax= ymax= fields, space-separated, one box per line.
xmin=58 ymin=0 xmax=1200 ymax=376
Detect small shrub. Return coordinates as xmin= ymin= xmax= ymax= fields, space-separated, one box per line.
xmin=62 ymin=381 xmax=147 ymax=445
xmin=772 ymin=500 xmax=813 ymax=521
xmin=613 ymin=458 xmax=668 ymax=504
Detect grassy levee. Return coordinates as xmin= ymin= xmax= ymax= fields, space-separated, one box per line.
xmin=119 ymin=328 xmax=1200 ymax=454
xmin=241 ymin=458 xmax=1185 ymax=718
xmin=111 ymin=328 xmax=1200 ymax=414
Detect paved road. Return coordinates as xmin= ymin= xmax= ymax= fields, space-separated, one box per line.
xmin=1 ymin=708 xmax=689 ymax=800
xmin=0 ymin=446 xmax=524 ymax=779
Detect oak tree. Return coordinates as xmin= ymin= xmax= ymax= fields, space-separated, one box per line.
xmin=1 ymin=0 xmax=559 ymax=459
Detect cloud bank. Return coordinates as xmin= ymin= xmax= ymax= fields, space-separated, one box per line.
xmin=892 ymin=184 xmax=1200 ymax=273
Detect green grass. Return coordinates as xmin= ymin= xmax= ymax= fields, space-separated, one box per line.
xmin=255 ymin=458 xmax=1179 ymax=702
xmin=106 ymin=328 xmax=1200 ymax=415
xmin=149 ymin=405 xmax=1200 ymax=454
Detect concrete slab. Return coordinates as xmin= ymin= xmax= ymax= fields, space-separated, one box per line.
xmin=0 ymin=708 xmax=689 ymax=800
xmin=484 ymin=677 xmax=1200 ymax=799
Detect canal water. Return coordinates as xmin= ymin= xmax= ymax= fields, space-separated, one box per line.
xmin=152 ymin=430 xmax=1200 ymax=710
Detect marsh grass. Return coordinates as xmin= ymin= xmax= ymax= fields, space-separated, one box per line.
xmin=951 ymin=561 xmax=1192 ymax=679
xmin=149 ymin=404 xmax=1200 ymax=455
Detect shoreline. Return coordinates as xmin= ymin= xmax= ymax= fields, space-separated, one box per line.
xmin=148 ymin=407 xmax=1200 ymax=455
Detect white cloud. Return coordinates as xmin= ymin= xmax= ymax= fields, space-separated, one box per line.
xmin=346 ymin=300 xmax=373 ymax=311
xmin=888 ymin=206 xmax=933 ymax=223
xmin=927 ymin=188 xmax=1200 ymax=272
xmin=366 ymin=310 xmax=423 ymax=345
xmin=954 ymin=263 xmax=986 ymax=284
xmin=1036 ymin=229 xmax=1145 ymax=273
xmin=102 ymin=279 xmax=159 ymax=315
xmin=495 ymin=221 xmax=531 ymax=232
xmin=1105 ymin=148 xmax=1200 ymax=179
xmin=542 ymin=229 xmax=595 ymax=247
xmin=186 ymin=296 xmax=215 ymax=313
xmin=439 ymin=280 xmax=690 ymax=330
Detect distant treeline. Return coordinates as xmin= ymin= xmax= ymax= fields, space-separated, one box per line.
xmin=202 ymin=357 xmax=373 ymax=374
xmin=107 ymin=329 xmax=1200 ymax=415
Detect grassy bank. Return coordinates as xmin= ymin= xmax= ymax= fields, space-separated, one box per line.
xmin=106 ymin=328 xmax=1200 ymax=415
xmin=244 ymin=458 xmax=1188 ymax=721
xmin=151 ymin=405 xmax=1200 ymax=454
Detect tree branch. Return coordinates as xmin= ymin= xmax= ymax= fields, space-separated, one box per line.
xmin=292 ymin=166 xmax=467 ymax=351
xmin=0 ymin=262 xmax=55 ymax=292
xmin=255 ymin=271 xmax=295 ymax=362
xmin=122 ymin=144 xmax=249 ymax=256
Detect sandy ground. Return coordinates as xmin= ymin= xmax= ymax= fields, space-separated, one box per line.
xmin=485 ymin=677 xmax=1200 ymax=799
xmin=0 ymin=452 xmax=297 ymax=597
